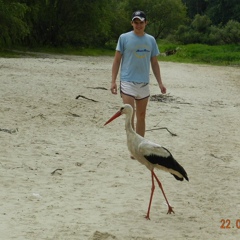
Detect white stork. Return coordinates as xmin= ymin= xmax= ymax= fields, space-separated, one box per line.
xmin=104 ymin=104 xmax=189 ymax=220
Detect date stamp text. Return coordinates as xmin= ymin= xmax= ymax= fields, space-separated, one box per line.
xmin=220 ymin=219 xmax=240 ymax=229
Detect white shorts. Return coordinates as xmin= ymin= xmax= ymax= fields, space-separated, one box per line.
xmin=120 ymin=81 xmax=150 ymax=100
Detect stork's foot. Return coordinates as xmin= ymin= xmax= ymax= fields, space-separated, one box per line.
xmin=145 ymin=215 xmax=151 ymax=220
xmin=167 ymin=206 xmax=175 ymax=214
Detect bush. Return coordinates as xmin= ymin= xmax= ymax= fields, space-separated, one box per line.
xmin=173 ymin=15 xmax=240 ymax=45
xmin=207 ymin=26 xmax=224 ymax=45
xmin=220 ymin=20 xmax=240 ymax=44
xmin=191 ymin=14 xmax=212 ymax=32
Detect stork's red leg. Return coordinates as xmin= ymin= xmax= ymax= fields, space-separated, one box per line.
xmin=152 ymin=171 xmax=175 ymax=214
xmin=145 ymin=170 xmax=155 ymax=220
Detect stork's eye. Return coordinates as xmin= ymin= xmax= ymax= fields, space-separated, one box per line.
xmin=120 ymin=107 xmax=124 ymax=111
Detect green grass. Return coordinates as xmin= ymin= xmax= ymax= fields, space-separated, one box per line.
xmin=0 ymin=46 xmax=115 ymax=58
xmin=157 ymin=42 xmax=240 ymax=66
xmin=29 ymin=46 xmax=115 ymax=56
xmin=1 ymin=43 xmax=240 ymax=66
xmin=0 ymin=49 xmax=25 ymax=58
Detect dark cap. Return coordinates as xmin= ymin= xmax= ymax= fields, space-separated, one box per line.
xmin=132 ymin=11 xmax=146 ymax=21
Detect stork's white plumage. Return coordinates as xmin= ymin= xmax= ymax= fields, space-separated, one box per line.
xmin=104 ymin=104 xmax=189 ymax=219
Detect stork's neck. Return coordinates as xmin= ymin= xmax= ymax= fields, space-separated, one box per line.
xmin=124 ymin=110 xmax=135 ymax=135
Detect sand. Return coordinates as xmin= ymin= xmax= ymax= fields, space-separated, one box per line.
xmin=0 ymin=55 xmax=240 ymax=240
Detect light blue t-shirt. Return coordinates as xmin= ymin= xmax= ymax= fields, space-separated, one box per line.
xmin=116 ymin=31 xmax=160 ymax=83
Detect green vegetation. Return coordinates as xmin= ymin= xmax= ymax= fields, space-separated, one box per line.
xmin=1 ymin=0 xmax=240 ymax=66
xmin=1 ymin=43 xmax=239 ymax=67
xmin=1 ymin=0 xmax=240 ymax=48
xmin=157 ymin=43 xmax=240 ymax=66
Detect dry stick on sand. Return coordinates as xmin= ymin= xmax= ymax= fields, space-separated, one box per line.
xmin=75 ymin=95 xmax=98 ymax=102
xmin=0 ymin=128 xmax=18 ymax=134
xmin=51 ymin=169 xmax=62 ymax=175
xmin=146 ymin=127 xmax=177 ymax=136
xmin=68 ymin=112 xmax=81 ymax=117
xmin=146 ymin=117 xmax=177 ymax=137
xmin=86 ymin=87 xmax=108 ymax=90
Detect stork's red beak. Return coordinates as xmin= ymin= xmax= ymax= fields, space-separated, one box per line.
xmin=104 ymin=110 xmax=122 ymax=126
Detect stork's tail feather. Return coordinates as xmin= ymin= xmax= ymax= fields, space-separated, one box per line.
xmin=173 ymin=162 xmax=189 ymax=181
xmin=161 ymin=147 xmax=189 ymax=182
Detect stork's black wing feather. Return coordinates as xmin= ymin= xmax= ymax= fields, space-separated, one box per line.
xmin=143 ymin=146 xmax=189 ymax=181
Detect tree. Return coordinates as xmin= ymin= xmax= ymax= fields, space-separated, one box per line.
xmin=0 ymin=0 xmax=29 ymax=47
xmin=182 ymin=0 xmax=240 ymax=25
xmin=20 ymin=0 xmax=116 ymax=47
xmin=205 ymin=0 xmax=240 ymax=25
xmin=147 ymin=0 xmax=188 ymax=39
xmin=125 ymin=0 xmax=188 ymax=39
xmin=182 ymin=0 xmax=207 ymax=19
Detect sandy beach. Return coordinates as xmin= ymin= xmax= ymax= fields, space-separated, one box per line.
xmin=0 ymin=55 xmax=240 ymax=240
